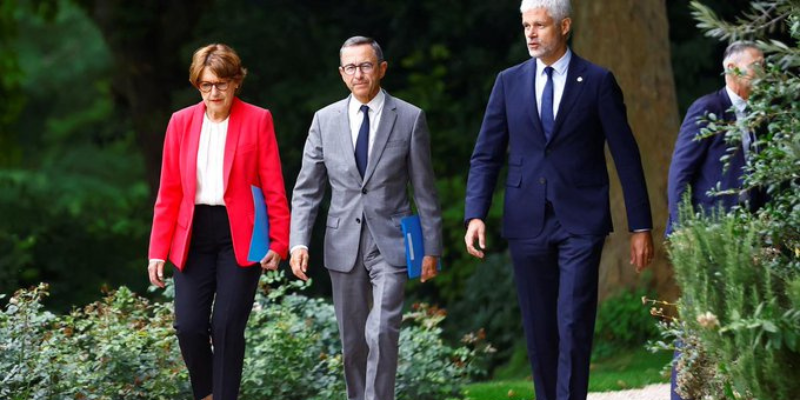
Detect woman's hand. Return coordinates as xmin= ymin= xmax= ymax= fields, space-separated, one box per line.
xmin=148 ymin=260 xmax=166 ymax=288
xmin=260 ymin=250 xmax=281 ymax=271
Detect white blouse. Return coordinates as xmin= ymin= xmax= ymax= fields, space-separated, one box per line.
xmin=195 ymin=113 xmax=228 ymax=206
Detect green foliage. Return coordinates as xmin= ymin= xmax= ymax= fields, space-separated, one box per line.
xmin=592 ymin=287 xmax=660 ymax=360
xmin=666 ymin=3 xmax=800 ymax=398
xmin=0 ymin=272 xmax=490 ymax=399
xmin=0 ymin=1 xmax=152 ymax=307
xmin=446 ymin=252 xmax=519 ymax=372
xmin=0 ymin=283 xmax=187 ymax=399
xmin=669 ymin=211 xmax=800 ymax=399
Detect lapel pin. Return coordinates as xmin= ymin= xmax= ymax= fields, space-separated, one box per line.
xmin=577 ymin=76 xmax=584 ymax=82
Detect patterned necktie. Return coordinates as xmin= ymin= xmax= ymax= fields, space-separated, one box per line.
xmin=541 ymin=66 xmax=555 ymax=141
xmin=355 ymin=105 xmax=370 ymax=178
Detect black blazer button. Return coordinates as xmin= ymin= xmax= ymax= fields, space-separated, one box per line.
xmin=362 ymin=188 xmax=368 ymax=194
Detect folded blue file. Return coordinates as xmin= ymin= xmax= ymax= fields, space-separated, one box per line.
xmin=400 ymin=215 xmax=441 ymax=279
xmin=247 ymin=185 xmax=270 ymax=263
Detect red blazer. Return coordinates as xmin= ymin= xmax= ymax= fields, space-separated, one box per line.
xmin=148 ymin=98 xmax=290 ymax=270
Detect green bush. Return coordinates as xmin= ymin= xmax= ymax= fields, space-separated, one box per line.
xmin=0 ymin=271 xmax=490 ymax=399
xmin=446 ymin=252 xmax=519 ymax=372
xmin=592 ymin=287 xmax=659 ymax=360
xmin=663 ymin=2 xmax=800 ymax=399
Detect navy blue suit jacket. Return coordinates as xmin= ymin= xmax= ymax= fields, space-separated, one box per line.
xmin=666 ymin=88 xmax=746 ymax=234
xmin=465 ymin=53 xmax=652 ymax=238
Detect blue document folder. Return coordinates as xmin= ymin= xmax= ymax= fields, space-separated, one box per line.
xmin=400 ymin=215 xmax=441 ymax=279
xmin=247 ymin=185 xmax=270 ymax=263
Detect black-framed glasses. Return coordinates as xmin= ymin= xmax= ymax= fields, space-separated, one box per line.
xmin=198 ymin=80 xmax=231 ymax=93
xmin=341 ymin=62 xmax=377 ymax=75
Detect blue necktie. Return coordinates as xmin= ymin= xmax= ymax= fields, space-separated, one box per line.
xmin=355 ymin=105 xmax=370 ymax=178
xmin=541 ymin=66 xmax=555 ymax=141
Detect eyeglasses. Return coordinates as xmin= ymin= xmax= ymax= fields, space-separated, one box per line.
xmin=340 ymin=62 xmax=377 ymax=75
xmin=198 ymin=80 xmax=231 ymax=93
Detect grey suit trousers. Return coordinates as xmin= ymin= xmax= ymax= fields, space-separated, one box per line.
xmin=328 ymin=224 xmax=407 ymax=400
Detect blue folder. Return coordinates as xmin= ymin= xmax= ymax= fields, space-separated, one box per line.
xmin=400 ymin=215 xmax=442 ymax=279
xmin=247 ymin=185 xmax=270 ymax=263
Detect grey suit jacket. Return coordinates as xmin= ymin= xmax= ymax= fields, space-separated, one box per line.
xmin=290 ymin=91 xmax=443 ymax=272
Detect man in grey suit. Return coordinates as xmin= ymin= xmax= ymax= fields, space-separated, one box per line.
xmin=289 ymin=36 xmax=443 ymax=400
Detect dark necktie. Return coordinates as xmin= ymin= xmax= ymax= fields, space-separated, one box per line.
xmin=355 ymin=105 xmax=370 ymax=178
xmin=541 ymin=66 xmax=555 ymax=141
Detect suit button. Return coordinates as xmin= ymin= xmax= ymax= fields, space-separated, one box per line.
xmin=546 ymin=149 xmax=551 ymax=156
xmin=539 ymin=177 xmax=546 ymax=184
xmin=362 ymin=188 xmax=368 ymax=194
xmin=356 ymin=218 xmax=361 ymax=224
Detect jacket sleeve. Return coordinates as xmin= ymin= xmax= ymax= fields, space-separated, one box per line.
xmin=465 ymin=72 xmax=509 ymax=224
xmin=667 ymin=98 xmax=713 ymax=231
xmin=598 ymin=71 xmax=653 ymax=231
xmin=289 ymin=112 xmax=328 ymax=251
xmin=148 ymin=114 xmax=183 ymax=260
xmin=407 ymin=110 xmax=443 ymax=256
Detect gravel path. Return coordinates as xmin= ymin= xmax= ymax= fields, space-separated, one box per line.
xmin=587 ymin=383 xmax=671 ymax=400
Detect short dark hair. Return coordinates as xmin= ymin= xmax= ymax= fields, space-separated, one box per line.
xmin=340 ymin=36 xmax=384 ymax=62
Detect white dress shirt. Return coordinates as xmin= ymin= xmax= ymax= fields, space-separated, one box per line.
xmin=535 ymin=49 xmax=572 ymax=120
xmin=195 ymin=113 xmax=228 ymax=206
xmin=725 ymin=86 xmax=754 ymax=155
xmin=347 ymin=89 xmax=386 ymax=156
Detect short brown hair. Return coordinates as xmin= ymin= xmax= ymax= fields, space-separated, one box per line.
xmin=189 ymin=44 xmax=247 ymax=93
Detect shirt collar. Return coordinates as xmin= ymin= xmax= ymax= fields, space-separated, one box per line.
xmin=349 ymin=89 xmax=386 ymax=115
xmin=536 ymin=48 xmax=572 ymax=76
xmin=725 ymin=85 xmax=747 ymax=113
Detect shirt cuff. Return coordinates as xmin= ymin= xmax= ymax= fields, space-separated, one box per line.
xmin=290 ymin=245 xmax=309 ymax=255
xmin=633 ymin=229 xmax=651 ymax=233
xmin=149 ymin=259 xmax=165 ymax=263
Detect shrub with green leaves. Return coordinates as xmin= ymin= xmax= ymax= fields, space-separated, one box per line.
xmin=592 ymin=287 xmax=659 ymax=360
xmin=665 ymin=2 xmax=800 ymax=398
xmin=0 ymin=271 xmax=490 ymax=399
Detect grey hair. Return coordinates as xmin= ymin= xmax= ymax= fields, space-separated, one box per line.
xmin=340 ymin=36 xmax=384 ymax=62
xmin=722 ymin=41 xmax=761 ymax=67
xmin=520 ymin=0 xmax=572 ymax=22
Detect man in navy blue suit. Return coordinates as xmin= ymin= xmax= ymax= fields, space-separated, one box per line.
xmin=464 ymin=1 xmax=654 ymax=399
xmin=666 ymin=41 xmax=764 ymax=400
xmin=667 ymin=41 xmax=764 ymax=235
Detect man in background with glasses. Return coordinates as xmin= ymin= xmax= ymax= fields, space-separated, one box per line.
xmin=289 ymin=36 xmax=443 ymax=400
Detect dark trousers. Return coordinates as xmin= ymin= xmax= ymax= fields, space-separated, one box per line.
xmin=507 ymin=204 xmax=605 ymax=400
xmin=173 ymin=205 xmax=261 ymax=400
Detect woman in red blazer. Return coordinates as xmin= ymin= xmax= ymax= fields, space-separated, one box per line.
xmin=146 ymin=43 xmax=289 ymax=400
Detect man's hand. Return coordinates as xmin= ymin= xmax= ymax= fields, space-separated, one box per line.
xmin=290 ymin=248 xmax=310 ymax=281
xmin=260 ymin=250 xmax=281 ymax=271
xmin=630 ymin=231 xmax=655 ymax=273
xmin=465 ymin=219 xmax=487 ymax=259
xmin=148 ymin=260 xmax=166 ymax=288
xmin=421 ymin=256 xmax=438 ymax=283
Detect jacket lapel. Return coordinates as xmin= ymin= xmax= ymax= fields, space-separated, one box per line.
xmin=362 ymin=92 xmax=397 ymax=185
xmin=223 ymin=98 xmax=242 ymax=192
xmin=184 ymin=102 xmax=205 ymax=200
xmin=335 ymin=97 xmax=364 ymax=184
xmin=550 ymin=54 xmax=587 ymax=144
xmin=523 ymin=60 xmax=546 ymax=143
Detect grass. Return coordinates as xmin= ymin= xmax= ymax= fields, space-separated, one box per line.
xmin=463 ymin=347 xmax=671 ymax=400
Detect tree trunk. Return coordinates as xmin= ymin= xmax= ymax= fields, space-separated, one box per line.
xmin=77 ymin=0 xmax=212 ymax=195
xmin=572 ymin=0 xmax=680 ymax=301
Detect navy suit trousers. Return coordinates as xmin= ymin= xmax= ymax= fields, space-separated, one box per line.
xmin=507 ymin=205 xmax=605 ymax=400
